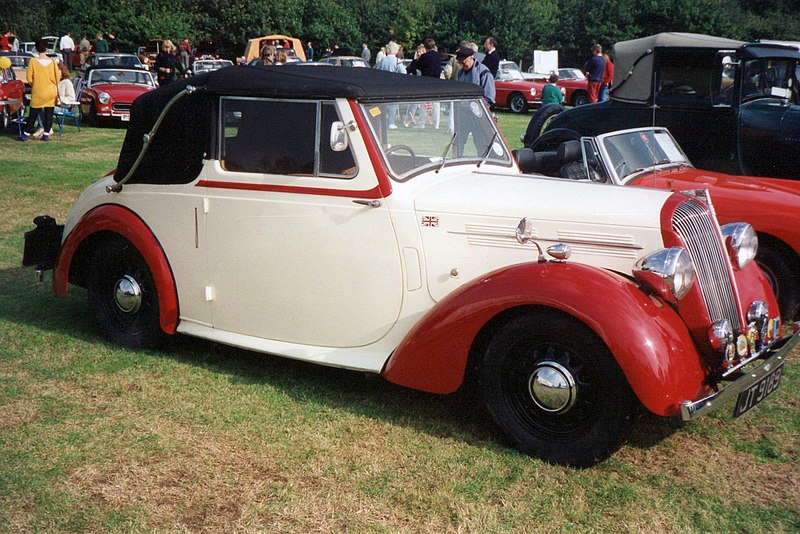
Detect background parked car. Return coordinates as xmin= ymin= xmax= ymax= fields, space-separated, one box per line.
xmin=191 ymin=59 xmax=233 ymax=74
xmin=83 ymin=53 xmax=147 ymax=71
xmin=0 ymin=51 xmax=33 ymax=90
xmin=0 ymin=55 xmax=25 ymax=132
xmin=494 ymin=66 xmax=553 ymax=113
xmin=518 ymin=126 xmax=800 ymax=318
xmin=318 ymin=56 xmax=369 ymax=68
xmin=527 ymin=33 xmax=800 ymax=180
xmin=79 ymin=66 xmax=156 ymax=125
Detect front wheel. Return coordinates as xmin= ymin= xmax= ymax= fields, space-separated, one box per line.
xmin=481 ymin=310 xmax=636 ymax=466
xmin=88 ymin=238 xmax=163 ymax=349
xmin=508 ymin=93 xmax=529 ymax=114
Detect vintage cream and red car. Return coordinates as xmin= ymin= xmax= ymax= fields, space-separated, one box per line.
xmin=23 ymin=66 xmax=798 ymax=466
xmin=79 ymin=66 xmax=156 ymax=125
xmin=520 ymin=126 xmax=800 ymax=320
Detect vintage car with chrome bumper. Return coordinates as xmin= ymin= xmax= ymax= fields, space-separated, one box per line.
xmin=22 ymin=65 xmax=797 ymax=467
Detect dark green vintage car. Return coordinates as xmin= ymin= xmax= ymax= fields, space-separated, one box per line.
xmin=524 ymin=33 xmax=800 ymax=180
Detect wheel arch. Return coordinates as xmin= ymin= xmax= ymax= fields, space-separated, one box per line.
xmin=382 ymin=261 xmax=708 ymax=416
xmin=54 ymin=204 xmax=179 ymax=334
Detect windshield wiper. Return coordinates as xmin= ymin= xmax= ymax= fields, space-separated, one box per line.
xmin=477 ymin=132 xmax=499 ymax=168
xmin=436 ymin=131 xmax=457 ymax=173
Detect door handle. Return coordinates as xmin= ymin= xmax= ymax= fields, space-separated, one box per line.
xmin=352 ymin=199 xmax=382 ymax=208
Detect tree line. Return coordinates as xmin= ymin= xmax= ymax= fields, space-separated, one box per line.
xmin=5 ymin=0 xmax=798 ymax=67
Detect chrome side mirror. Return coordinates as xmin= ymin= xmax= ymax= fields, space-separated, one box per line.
xmin=330 ymin=121 xmax=348 ymax=152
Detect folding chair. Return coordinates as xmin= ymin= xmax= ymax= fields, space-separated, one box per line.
xmin=54 ymin=77 xmax=83 ymax=136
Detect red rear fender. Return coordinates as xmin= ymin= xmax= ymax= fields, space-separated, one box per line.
xmin=53 ymin=204 xmax=179 ymax=334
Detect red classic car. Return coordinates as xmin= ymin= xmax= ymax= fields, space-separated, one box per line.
xmin=0 ymin=55 xmax=25 ymax=132
xmin=519 ymin=126 xmax=800 ymax=318
xmin=79 ymin=66 xmax=157 ymax=125
xmin=494 ymin=67 xmax=558 ymax=113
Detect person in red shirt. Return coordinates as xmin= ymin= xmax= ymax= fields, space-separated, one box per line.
xmin=599 ymin=52 xmax=614 ymax=102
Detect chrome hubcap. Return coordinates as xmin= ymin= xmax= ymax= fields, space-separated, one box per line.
xmin=114 ymin=275 xmax=142 ymax=313
xmin=528 ymin=361 xmax=577 ymax=413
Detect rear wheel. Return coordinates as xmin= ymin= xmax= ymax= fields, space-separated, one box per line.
xmin=88 ymin=238 xmax=163 ymax=348
xmin=508 ymin=93 xmax=529 ymax=114
xmin=481 ymin=310 xmax=635 ymax=466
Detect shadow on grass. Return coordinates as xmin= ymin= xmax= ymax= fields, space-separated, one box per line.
xmin=0 ymin=264 xmax=681 ymax=460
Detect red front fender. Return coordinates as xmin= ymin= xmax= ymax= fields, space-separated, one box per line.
xmin=53 ymin=204 xmax=179 ymax=334
xmin=383 ymin=262 xmax=708 ymax=416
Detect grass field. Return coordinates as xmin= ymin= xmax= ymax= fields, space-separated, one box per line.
xmin=1 ymin=115 xmax=799 ymax=532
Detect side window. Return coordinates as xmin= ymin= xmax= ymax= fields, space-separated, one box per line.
xmin=221 ymin=98 xmax=315 ymax=175
xmin=656 ymin=50 xmax=718 ymax=107
xmin=221 ymin=98 xmax=356 ymax=178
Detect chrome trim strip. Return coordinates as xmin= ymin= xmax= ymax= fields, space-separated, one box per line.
xmin=447 ymin=230 xmax=644 ymax=250
xmin=680 ymin=332 xmax=799 ymax=421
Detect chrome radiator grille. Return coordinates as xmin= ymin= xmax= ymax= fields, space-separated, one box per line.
xmin=672 ymin=201 xmax=741 ymax=331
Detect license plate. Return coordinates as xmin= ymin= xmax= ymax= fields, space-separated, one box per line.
xmin=121 ymin=115 xmax=130 ymax=121
xmin=733 ymin=363 xmax=783 ymax=418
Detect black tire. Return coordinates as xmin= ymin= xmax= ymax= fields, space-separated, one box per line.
xmin=570 ymin=90 xmax=588 ymax=107
xmin=88 ymin=238 xmax=163 ymax=349
xmin=522 ymin=104 xmax=565 ymax=146
xmin=528 ymin=128 xmax=581 ymax=153
xmin=756 ymin=241 xmax=800 ymax=320
xmin=508 ymin=93 xmax=529 ymax=114
xmin=82 ymin=102 xmax=99 ymax=127
xmin=481 ymin=310 xmax=635 ymax=467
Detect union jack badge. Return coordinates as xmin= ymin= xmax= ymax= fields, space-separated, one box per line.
xmin=421 ymin=216 xmax=439 ymax=227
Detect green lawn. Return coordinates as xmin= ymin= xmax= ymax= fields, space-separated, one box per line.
xmin=1 ymin=116 xmax=798 ymax=532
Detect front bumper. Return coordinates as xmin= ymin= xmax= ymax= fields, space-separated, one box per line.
xmin=680 ymin=329 xmax=799 ymax=421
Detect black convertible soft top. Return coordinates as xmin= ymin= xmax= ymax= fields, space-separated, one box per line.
xmin=115 ymin=64 xmax=482 ymax=184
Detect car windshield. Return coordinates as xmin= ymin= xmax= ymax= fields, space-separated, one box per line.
xmin=559 ymin=68 xmax=585 ymax=80
xmin=97 ymin=55 xmax=141 ymax=68
xmin=90 ymin=69 xmax=155 ymax=86
xmin=361 ymin=98 xmax=511 ymax=180
xmin=600 ymin=129 xmax=690 ymax=184
xmin=497 ymin=68 xmax=524 ymax=81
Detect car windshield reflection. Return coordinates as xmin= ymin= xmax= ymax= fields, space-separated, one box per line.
xmin=361 ymin=98 xmax=511 ymax=179
xmin=600 ymin=129 xmax=690 ymax=184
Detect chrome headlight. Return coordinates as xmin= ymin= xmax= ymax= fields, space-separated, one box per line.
xmin=720 ymin=223 xmax=757 ymax=269
xmin=529 ymin=87 xmax=536 ymax=97
xmin=633 ymin=247 xmax=696 ymax=302
xmin=98 ymin=92 xmax=111 ymax=104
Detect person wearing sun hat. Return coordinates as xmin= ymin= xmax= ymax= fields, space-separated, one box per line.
xmin=455 ymin=46 xmax=495 ymax=108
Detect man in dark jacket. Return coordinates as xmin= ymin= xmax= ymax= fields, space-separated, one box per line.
xmin=406 ymin=38 xmax=444 ymax=128
xmin=482 ymin=37 xmax=500 ymax=78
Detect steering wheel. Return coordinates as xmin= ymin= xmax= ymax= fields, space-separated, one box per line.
xmin=385 ymin=144 xmax=417 ymax=168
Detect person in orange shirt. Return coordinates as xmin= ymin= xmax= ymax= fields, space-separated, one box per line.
xmin=20 ymin=39 xmax=59 ymax=142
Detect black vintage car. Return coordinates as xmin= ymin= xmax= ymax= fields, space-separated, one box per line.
xmin=524 ymin=33 xmax=800 ymax=179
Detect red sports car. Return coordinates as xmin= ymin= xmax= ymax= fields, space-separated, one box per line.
xmin=0 ymin=55 xmax=25 ymax=132
xmin=80 ymin=66 xmax=157 ymax=125
xmin=494 ymin=68 xmax=562 ymax=113
xmin=520 ymin=126 xmax=800 ymax=318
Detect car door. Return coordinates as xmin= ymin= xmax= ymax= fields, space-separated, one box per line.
xmin=203 ymin=97 xmax=403 ymax=348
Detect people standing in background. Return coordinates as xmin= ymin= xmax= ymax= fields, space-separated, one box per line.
xmin=78 ymin=35 xmax=91 ymax=68
xmin=59 ymin=31 xmax=74 ymax=71
xmin=179 ymin=38 xmax=192 ymax=72
xmin=583 ymin=44 xmax=605 ymax=103
xmin=260 ymin=45 xmax=276 ymax=65
xmin=107 ymin=32 xmax=119 ymax=52
xmin=482 ymin=37 xmax=500 ymax=78
xmin=375 ymin=41 xmax=407 ymax=129
xmin=154 ymin=40 xmax=186 ymax=85
xmin=456 ymin=46 xmax=495 ymax=108
xmin=374 ymin=46 xmax=386 ymax=66
xmin=361 ymin=43 xmax=371 ymax=65
xmin=541 ymin=73 xmax=564 ymax=105
xmin=95 ymin=32 xmax=109 ymax=53
xmin=599 ymin=52 xmax=614 ymax=101
xmin=406 ymin=38 xmax=444 ymax=128
xmin=306 ymin=41 xmax=314 ymax=61
xmin=20 ymin=40 xmax=59 ymax=142
xmin=0 ymin=30 xmax=13 ymax=52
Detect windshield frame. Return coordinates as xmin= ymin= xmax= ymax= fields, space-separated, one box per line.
xmin=359 ymin=97 xmax=513 ymax=181
xmin=595 ymin=127 xmax=692 ymax=185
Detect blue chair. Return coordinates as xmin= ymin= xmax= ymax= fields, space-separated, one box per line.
xmin=54 ymin=77 xmax=83 ymax=136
